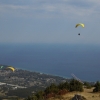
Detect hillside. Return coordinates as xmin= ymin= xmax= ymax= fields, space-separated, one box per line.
xmin=0 ymin=68 xmax=68 ymax=99
xmin=0 ymin=68 xmax=99 ymax=100
xmin=0 ymin=88 xmax=100 ymax=100
xmin=47 ymin=87 xmax=100 ymax=100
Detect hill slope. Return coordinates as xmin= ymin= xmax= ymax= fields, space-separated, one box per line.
xmin=48 ymin=88 xmax=100 ymax=100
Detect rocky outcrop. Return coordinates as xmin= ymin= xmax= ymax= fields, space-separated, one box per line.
xmin=72 ymin=94 xmax=87 ymax=100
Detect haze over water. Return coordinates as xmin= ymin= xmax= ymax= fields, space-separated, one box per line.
xmin=0 ymin=43 xmax=100 ymax=82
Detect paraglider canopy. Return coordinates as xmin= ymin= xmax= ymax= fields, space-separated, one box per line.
xmin=0 ymin=66 xmax=4 ymax=69
xmin=75 ymin=23 xmax=84 ymax=28
xmin=6 ymin=66 xmax=15 ymax=72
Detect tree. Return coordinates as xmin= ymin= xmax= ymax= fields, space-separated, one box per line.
xmin=44 ymin=83 xmax=59 ymax=94
xmin=58 ymin=81 xmax=70 ymax=90
xmin=84 ymin=82 xmax=92 ymax=89
xmin=69 ymin=79 xmax=83 ymax=92
xmin=35 ymin=91 xmax=44 ymax=100
xmin=25 ymin=95 xmax=39 ymax=100
xmin=93 ymin=81 xmax=100 ymax=92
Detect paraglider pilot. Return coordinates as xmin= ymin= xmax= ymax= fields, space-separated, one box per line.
xmin=78 ymin=33 xmax=80 ymax=35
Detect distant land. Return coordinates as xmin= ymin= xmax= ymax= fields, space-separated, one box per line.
xmin=0 ymin=64 xmax=96 ymax=95
xmin=0 ymin=64 xmax=96 ymax=99
xmin=0 ymin=66 xmax=68 ymax=98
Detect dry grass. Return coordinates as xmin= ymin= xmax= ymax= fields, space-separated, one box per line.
xmin=0 ymin=92 xmax=6 ymax=96
xmin=48 ymin=87 xmax=100 ymax=100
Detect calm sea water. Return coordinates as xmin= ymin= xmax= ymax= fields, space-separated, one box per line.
xmin=0 ymin=43 xmax=100 ymax=82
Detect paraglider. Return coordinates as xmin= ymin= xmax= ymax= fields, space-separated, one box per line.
xmin=0 ymin=65 xmax=15 ymax=79
xmin=6 ymin=66 xmax=15 ymax=72
xmin=75 ymin=23 xmax=84 ymax=35
xmin=0 ymin=65 xmax=15 ymax=72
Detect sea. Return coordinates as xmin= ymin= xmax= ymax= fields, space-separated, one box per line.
xmin=0 ymin=43 xmax=100 ymax=82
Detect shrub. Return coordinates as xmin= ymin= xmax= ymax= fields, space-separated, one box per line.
xmin=84 ymin=82 xmax=92 ymax=89
xmin=93 ymin=81 xmax=100 ymax=92
xmin=69 ymin=79 xmax=83 ymax=92
xmin=58 ymin=81 xmax=70 ymax=90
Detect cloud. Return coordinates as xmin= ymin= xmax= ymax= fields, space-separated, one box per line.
xmin=0 ymin=0 xmax=100 ymax=44
xmin=0 ymin=4 xmax=29 ymax=10
xmin=0 ymin=0 xmax=100 ymax=19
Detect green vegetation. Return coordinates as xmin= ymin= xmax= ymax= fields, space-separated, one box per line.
xmin=69 ymin=79 xmax=83 ymax=92
xmin=6 ymin=86 xmax=45 ymax=98
xmin=25 ymin=79 xmax=84 ymax=100
xmin=84 ymin=82 xmax=92 ymax=89
xmin=58 ymin=81 xmax=70 ymax=90
xmin=0 ymin=68 xmax=99 ymax=99
xmin=93 ymin=81 xmax=100 ymax=92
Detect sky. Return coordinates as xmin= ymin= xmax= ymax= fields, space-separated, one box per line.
xmin=0 ymin=0 xmax=100 ymax=44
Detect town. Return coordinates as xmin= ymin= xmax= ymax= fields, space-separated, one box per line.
xmin=0 ymin=68 xmax=68 ymax=96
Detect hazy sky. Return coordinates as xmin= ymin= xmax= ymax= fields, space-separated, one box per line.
xmin=0 ymin=0 xmax=100 ymax=44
